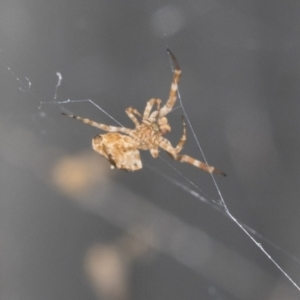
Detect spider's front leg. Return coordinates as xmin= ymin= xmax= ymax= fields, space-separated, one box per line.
xmin=62 ymin=113 xmax=132 ymax=135
xmin=159 ymin=49 xmax=181 ymax=118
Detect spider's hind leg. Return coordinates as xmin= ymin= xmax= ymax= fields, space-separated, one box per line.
xmin=159 ymin=131 xmax=226 ymax=176
xmin=176 ymin=154 xmax=226 ymax=176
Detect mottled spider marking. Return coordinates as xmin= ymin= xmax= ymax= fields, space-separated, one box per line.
xmin=93 ymin=133 xmax=142 ymax=171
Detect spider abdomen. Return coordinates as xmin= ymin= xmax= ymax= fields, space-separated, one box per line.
xmin=92 ymin=133 xmax=142 ymax=171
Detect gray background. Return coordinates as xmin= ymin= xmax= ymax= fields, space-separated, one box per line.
xmin=1 ymin=1 xmax=300 ymax=299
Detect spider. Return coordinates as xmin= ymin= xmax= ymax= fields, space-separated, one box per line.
xmin=62 ymin=49 xmax=226 ymax=176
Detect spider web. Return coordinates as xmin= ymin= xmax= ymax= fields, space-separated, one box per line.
xmin=166 ymin=53 xmax=300 ymax=291
xmin=2 ymin=53 xmax=300 ymax=298
xmin=15 ymin=59 xmax=299 ymax=293
xmin=1 ymin=2 xmax=300 ymax=299
xmin=50 ymin=78 xmax=300 ymax=294
xmin=2 ymin=43 xmax=300 ymax=298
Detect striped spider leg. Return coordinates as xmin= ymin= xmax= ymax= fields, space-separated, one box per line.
xmin=158 ymin=117 xmax=226 ymax=176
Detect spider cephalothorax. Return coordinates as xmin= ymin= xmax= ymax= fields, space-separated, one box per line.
xmin=62 ymin=49 xmax=226 ymax=176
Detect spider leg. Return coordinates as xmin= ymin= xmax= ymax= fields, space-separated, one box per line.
xmin=149 ymin=99 xmax=162 ymax=122
xmin=159 ymin=49 xmax=181 ymax=117
xmin=159 ymin=116 xmax=186 ymax=154
xmin=176 ymin=154 xmax=226 ymax=176
xmin=159 ymin=128 xmax=226 ymax=176
xmin=125 ymin=107 xmax=142 ymax=127
xmin=174 ymin=116 xmax=187 ymax=154
xmin=62 ymin=113 xmax=132 ymax=135
xmin=143 ymin=98 xmax=161 ymax=121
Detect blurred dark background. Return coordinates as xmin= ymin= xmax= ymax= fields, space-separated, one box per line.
xmin=1 ymin=1 xmax=300 ymax=299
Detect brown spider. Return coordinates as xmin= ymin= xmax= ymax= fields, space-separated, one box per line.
xmin=62 ymin=50 xmax=226 ymax=176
